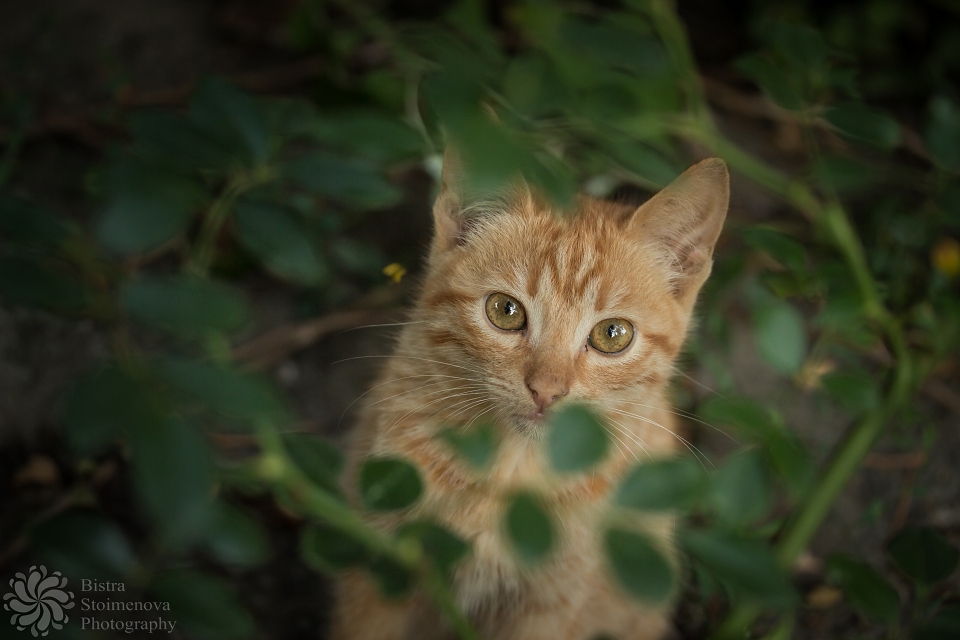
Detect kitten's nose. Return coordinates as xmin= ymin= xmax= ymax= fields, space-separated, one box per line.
xmin=526 ymin=375 xmax=568 ymax=413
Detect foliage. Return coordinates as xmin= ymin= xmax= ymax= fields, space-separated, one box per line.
xmin=1 ymin=0 xmax=959 ymax=639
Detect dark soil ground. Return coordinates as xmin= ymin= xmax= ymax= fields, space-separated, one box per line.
xmin=1 ymin=1 xmax=958 ymax=639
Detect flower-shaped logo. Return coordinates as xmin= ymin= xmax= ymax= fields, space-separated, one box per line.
xmin=3 ymin=566 xmax=74 ymax=637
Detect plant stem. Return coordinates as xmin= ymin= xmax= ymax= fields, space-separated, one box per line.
xmin=186 ymin=175 xmax=248 ymax=277
xmin=254 ymin=422 xmax=481 ymax=640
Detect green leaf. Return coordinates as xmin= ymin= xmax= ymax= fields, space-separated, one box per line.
xmin=97 ymin=157 xmax=207 ymax=254
xmin=548 ymin=404 xmax=610 ymax=473
xmin=826 ymin=555 xmax=899 ymax=623
xmin=914 ymin=605 xmax=960 ymax=640
xmin=710 ymin=449 xmax=771 ymax=528
xmin=699 ymin=397 xmax=811 ymax=495
xmin=122 ymin=275 xmax=249 ymax=339
xmin=358 ymin=457 xmax=423 ymax=511
xmin=130 ymin=417 xmax=216 ymax=545
xmin=190 ymin=78 xmax=270 ymax=164
xmin=441 ymin=422 xmax=499 ymax=469
xmin=0 ymin=195 xmax=68 ymax=248
xmin=604 ymin=528 xmax=674 ymax=602
xmin=926 ymin=97 xmax=960 ymax=171
xmin=886 ymin=526 xmax=959 ymax=584
xmin=821 ymin=370 xmax=880 ymax=414
xmin=603 ymin=138 xmax=681 ymax=188
xmin=128 ymin=111 xmax=237 ymax=173
xmin=735 ymin=54 xmax=803 ymax=110
xmin=304 ymin=112 xmax=423 ymax=162
xmin=282 ymin=432 xmax=344 ymax=493
xmin=233 ymin=200 xmax=326 ymax=286
xmin=0 ymin=258 xmax=88 ymax=313
xmin=504 ymin=492 xmax=554 ymax=563
xmin=301 ymin=522 xmax=368 ymax=572
xmin=825 ymin=103 xmax=901 ymax=149
xmin=762 ymin=23 xmax=829 ymax=71
xmin=367 ymin=557 xmax=413 ymax=599
xmin=742 ymin=228 xmax=806 ymax=273
xmin=282 ymin=151 xmax=402 ymax=209
xmin=811 ymin=156 xmax=876 ymax=193
xmin=681 ymin=529 xmax=795 ymax=607
xmin=150 ymin=570 xmax=253 ymax=640
xmin=157 ymin=358 xmax=287 ymax=428
xmin=62 ymin=367 xmax=166 ymax=453
xmin=32 ymin=511 xmax=139 ymax=579
xmin=398 ymin=521 xmax=471 ymax=575
xmin=752 ymin=299 xmax=807 ymax=374
xmin=560 ymin=16 xmax=668 ymax=76
xmin=205 ymin=504 xmax=269 ymax=567
xmin=615 ymin=457 xmax=706 ymax=512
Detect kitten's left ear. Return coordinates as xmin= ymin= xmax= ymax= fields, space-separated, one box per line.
xmin=431 ymin=147 xmax=467 ymax=255
xmin=630 ymin=158 xmax=729 ymax=299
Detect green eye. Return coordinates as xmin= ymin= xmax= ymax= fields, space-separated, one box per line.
xmin=485 ymin=293 xmax=527 ymax=331
xmin=589 ymin=318 xmax=634 ymax=353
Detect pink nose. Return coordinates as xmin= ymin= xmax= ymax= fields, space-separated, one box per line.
xmin=526 ymin=376 xmax=568 ymax=413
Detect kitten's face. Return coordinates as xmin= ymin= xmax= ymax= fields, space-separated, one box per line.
xmin=416 ymin=158 xmax=729 ymax=433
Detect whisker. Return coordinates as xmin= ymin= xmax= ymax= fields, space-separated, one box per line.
xmin=605 ymin=417 xmax=652 ymax=461
xmin=330 ymin=354 xmax=487 ymax=377
xmin=671 ymin=365 xmax=729 ymax=400
xmin=616 ymin=400 xmax=739 ymax=445
xmin=608 ymin=408 xmax=715 ymax=471
xmin=601 ymin=424 xmax=637 ymax=464
xmin=338 ymin=373 xmax=483 ymax=428
xmin=337 ymin=320 xmax=428 ymax=335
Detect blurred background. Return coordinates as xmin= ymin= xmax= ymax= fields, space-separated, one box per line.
xmin=0 ymin=0 xmax=959 ymax=638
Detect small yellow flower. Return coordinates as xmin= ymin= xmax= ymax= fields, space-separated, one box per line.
xmin=383 ymin=262 xmax=407 ymax=283
xmin=932 ymin=237 xmax=960 ymax=278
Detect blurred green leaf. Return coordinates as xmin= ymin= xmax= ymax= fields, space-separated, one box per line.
xmin=560 ymin=16 xmax=668 ymax=76
xmin=821 ymin=369 xmax=880 ymax=414
xmin=97 ymin=157 xmax=206 ymax=254
xmin=825 ymin=103 xmax=901 ymax=149
xmin=122 ymin=274 xmax=249 ymax=339
xmin=603 ymin=138 xmax=680 ymax=188
xmin=0 ymin=195 xmax=68 ymax=248
xmin=914 ymin=605 xmax=960 ymax=640
xmin=190 ymin=78 xmax=270 ymax=164
xmin=233 ymin=200 xmax=326 ymax=286
xmin=151 ymin=570 xmax=253 ymax=640
xmin=548 ymin=404 xmax=610 ymax=473
xmin=367 ymin=557 xmax=413 ymax=599
xmin=32 ymin=511 xmax=139 ymax=580
xmin=205 ymin=504 xmax=269 ymax=567
xmin=359 ymin=457 xmax=423 ymax=511
xmin=441 ymin=422 xmax=499 ymax=469
xmin=826 ymin=555 xmax=899 ymax=623
xmin=743 ymin=228 xmax=806 ymax=273
xmin=62 ymin=367 xmax=166 ymax=453
xmin=398 ymin=521 xmax=470 ymax=575
xmin=752 ymin=299 xmax=807 ymax=374
xmin=710 ymin=449 xmax=771 ymax=528
xmin=282 ymin=151 xmax=401 ymax=209
xmin=615 ymin=457 xmax=706 ymax=512
xmin=301 ymin=522 xmax=368 ymax=572
xmin=735 ymin=54 xmax=803 ymax=110
xmin=130 ymin=417 xmax=216 ymax=545
xmin=886 ymin=526 xmax=959 ymax=584
xmin=128 ymin=111 xmax=237 ymax=173
xmin=604 ymin=528 xmax=674 ymax=602
xmin=306 ymin=113 xmax=423 ymax=163
xmin=158 ymin=358 xmax=287 ymax=428
xmin=926 ymin=97 xmax=960 ymax=171
xmin=0 ymin=258 xmax=88 ymax=313
xmin=328 ymin=237 xmax=385 ymax=278
xmin=504 ymin=492 xmax=554 ymax=564
xmin=699 ymin=397 xmax=811 ymax=494
xmin=681 ymin=529 xmax=795 ymax=607
xmin=762 ymin=23 xmax=829 ymax=70
xmin=811 ymin=156 xmax=876 ymax=193
xmin=282 ymin=432 xmax=344 ymax=493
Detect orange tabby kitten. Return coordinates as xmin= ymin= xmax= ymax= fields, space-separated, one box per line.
xmin=331 ymin=152 xmax=729 ymax=640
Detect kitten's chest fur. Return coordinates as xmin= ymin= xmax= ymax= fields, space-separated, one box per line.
xmin=345 ymin=358 xmax=679 ymax=616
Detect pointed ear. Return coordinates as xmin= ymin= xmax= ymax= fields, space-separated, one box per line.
xmin=431 ymin=147 xmax=467 ymax=254
xmin=630 ymin=158 xmax=729 ymax=299
xmin=430 ymin=147 xmax=527 ymax=256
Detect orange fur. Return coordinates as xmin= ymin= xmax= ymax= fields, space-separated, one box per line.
xmin=331 ymin=155 xmax=729 ymax=640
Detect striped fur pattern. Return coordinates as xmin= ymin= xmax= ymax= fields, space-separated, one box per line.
xmin=331 ymin=156 xmax=730 ymax=640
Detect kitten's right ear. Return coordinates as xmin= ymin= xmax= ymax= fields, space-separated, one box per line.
xmin=431 ymin=147 xmax=468 ymax=254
